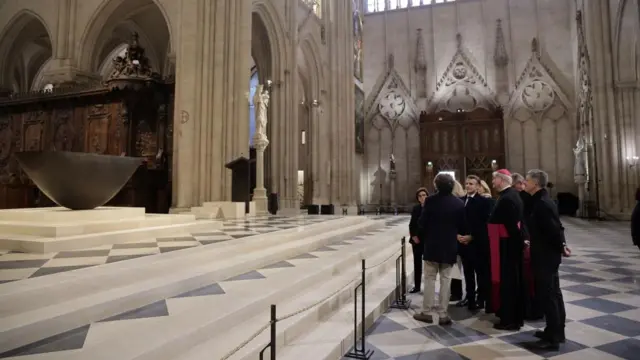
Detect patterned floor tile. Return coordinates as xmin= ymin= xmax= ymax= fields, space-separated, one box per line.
xmin=0 ymin=325 xmax=90 ymax=359
xmin=351 ymin=217 xmax=640 ymax=360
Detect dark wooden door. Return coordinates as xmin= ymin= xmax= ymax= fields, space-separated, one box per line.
xmin=419 ymin=108 xmax=505 ymax=193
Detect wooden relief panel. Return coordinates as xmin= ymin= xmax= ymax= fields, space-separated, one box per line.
xmin=85 ymin=104 xmax=112 ymax=154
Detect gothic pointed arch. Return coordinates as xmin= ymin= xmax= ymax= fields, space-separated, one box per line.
xmin=612 ymin=0 xmax=640 ymax=82
xmin=0 ymin=9 xmax=53 ymax=91
xmin=77 ymin=0 xmax=172 ymax=76
xmin=365 ymin=54 xmax=419 ymax=131
xmin=299 ymin=35 xmax=324 ymax=99
xmin=252 ymin=1 xmax=289 ymax=84
xmin=506 ymin=38 xmax=572 ymax=123
xmin=427 ymin=34 xmax=496 ymax=113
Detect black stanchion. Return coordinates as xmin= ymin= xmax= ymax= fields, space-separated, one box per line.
xmin=391 ymin=237 xmax=411 ymax=309
xmin=259 ymin=305 xmax=277 ymax=360
xmin=345 ymin=259 xmax=373 ymax=359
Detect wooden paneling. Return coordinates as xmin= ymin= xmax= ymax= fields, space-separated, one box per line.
xmin=0 ymin=84 xmax=174 ymax=212
xmin=419 ymin=107 xmax=505 ymax=192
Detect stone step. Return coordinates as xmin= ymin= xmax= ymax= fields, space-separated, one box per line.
xmin=50 ymin=222 xmax=405 ymax=360
xmin=0 ymin=217 xmax=380 ymax=355
xmin=176 ymin=226 xmax=408 ymax=360
xmin=277 ymin=250 xmax=416 ymax=360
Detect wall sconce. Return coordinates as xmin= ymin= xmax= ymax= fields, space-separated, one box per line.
xmin=266 ymin=79 xmax=273 ymax=92
xmin=311 ymin=99 xmax=320 ymax=107
xmin=491 ymin=159 xmax=498 ymax=171
xmin=426 ymin=161 xmax=434 ymax=173
xmin=627 ymin=156 xmax=639 ymax=167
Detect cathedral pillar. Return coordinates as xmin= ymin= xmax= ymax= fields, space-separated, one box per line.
xmin=171 ymin=0 xmax=251 ymax=210
xmin=583 ymin=1 xmax=622 ymax=216
xmin=42 ymin=0 xmax=96 ymax=85
xmin=327 ymin=0 xmax=356 ymax=206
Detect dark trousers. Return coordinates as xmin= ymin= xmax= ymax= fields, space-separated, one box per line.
xmin=533 ymin=264 xmax=566 ymax=343
xmin=460 ymin=244 xmax=489 ymax=304
xmin=411 ymin=242 xmax=423 ymax=289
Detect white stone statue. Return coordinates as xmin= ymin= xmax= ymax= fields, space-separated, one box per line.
xmin=253 ymin=84 xmax=270 ymax=140
xmin=573 ymin=135 xmax=587 ymax=184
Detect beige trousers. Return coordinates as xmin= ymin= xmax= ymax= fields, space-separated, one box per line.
xmin=422 ymin=261 xmax=453 ymax=317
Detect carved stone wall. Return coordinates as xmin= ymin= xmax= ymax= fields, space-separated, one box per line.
xmin=505 ymin=39 xmax=575 ymax=193
xmin=361 ymin=55 xmax=420 ymax=208
xmin=363 ymin=0 xmax=578 ymax=201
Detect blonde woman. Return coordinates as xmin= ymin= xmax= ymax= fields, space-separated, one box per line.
xmin=478 ymin=180 xmax=492 ymax=198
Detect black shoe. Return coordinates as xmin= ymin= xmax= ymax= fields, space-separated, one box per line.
xmin=409 ymin=287 xmax=420 ymax=294
xmin=450 ymin=294 xmax=462 ymax=302
xmin=468 ymin=302 xmax=482 ymax=311
xmin=525 ymin=340 xmax=560 ymax=351
xmin=534 ymin=330 xmax=566 ymax=343
xmin=493 ymin=323 xmax=521 ymax=331
xmin=456 ymin=298 xmax=469 ymax=307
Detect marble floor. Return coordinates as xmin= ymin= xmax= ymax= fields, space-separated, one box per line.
xmin=0 ymin=214 xmax=343 ymax=283
xmin=344 ymin=217 xmax=640 ymax=360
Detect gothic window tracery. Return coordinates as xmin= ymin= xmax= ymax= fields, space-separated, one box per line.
xmin=366 ymin=0 xmax=456 ymax=13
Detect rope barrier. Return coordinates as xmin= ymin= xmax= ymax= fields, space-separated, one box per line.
xmin=219 ymin=239 xmax=405 ymax=360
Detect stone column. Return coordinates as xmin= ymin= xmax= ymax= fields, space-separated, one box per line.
xmin=171 ymin=0 xmax=251 ymax=211
xmin=253 ymin=136 xmax=269 ymax=213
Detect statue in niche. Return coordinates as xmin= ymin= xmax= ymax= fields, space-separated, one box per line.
xmin=573 ymin=136 xmax=587 ymax=184
xmin=389 ymin=154 xmax=396 ymax=172
xmin=253 ymin=84 xmax=270 ymax=140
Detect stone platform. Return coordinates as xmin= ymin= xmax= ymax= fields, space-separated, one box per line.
xmin=0 ymin=216 xmax=385 ymax=358
xmin=0 ymin=207 xmax=220 ymax=253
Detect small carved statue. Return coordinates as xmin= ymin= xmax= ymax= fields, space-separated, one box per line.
xmin=389 ymin=154 xmax=396 ymax=172
xmin=573 ymin=136 xmax=587 ymax=184
xmin=253 ymin=84 xmax=270 ymax=139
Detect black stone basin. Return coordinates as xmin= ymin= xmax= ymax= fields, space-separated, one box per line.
xmin=14 ymin=151 xmax=143 ymax=210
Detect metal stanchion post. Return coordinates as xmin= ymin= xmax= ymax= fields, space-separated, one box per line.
xmin=391 ymin=237 xmax=412 ymax=309
xmin=259 ymin=304 xmax=277 ymax=360
xmin=344 ymin=259 xmax=373 ymax=359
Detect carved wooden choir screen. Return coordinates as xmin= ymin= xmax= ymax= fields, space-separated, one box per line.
xmin=419 ymin=107 xmax=505 ymax=193
xmin=0 ymin=84 xmax=174 ymax=212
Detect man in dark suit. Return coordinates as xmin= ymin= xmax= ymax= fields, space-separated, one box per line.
xmin=523 ymin=169 xmax=569 ymax=351
xmin=456 ymin=175 xmax=492 ymax=311
xmin=409 ymin=187 xmax=428 ymax=293
xmin=413 ymin=173 xmax=466 ymax=326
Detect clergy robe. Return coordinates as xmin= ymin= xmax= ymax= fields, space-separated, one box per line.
xmin=487 ymin=187 xmax=526 ymax=326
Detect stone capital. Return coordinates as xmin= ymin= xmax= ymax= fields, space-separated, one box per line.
xmin=253 ymin=136 xmax=270 ymax=151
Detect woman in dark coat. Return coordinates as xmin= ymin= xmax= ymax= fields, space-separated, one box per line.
xmin=409 ymin=187 xmax=429 ymax=293
xmin=632 ymin=188 xmax=640 ymax=251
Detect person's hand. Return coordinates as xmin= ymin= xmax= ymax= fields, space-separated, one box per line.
xmin=463 ymin=235 xmax=472 ymax=243
xmin=457 ymin=235 xmax=464 ymax=243
xmin=524 ymin=240 xmax=530 ymax=246
xmin=562 ymin=246 xmax=571 ymax=257
xmin=412 ymin=236 xmax=420 ymax=244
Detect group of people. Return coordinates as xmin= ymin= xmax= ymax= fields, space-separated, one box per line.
xmin=408 ymin=169 xmax=570 ymax=351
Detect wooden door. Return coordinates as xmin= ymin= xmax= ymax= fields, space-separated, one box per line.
xmin=419 ymin=108 xmax=505 ymax=193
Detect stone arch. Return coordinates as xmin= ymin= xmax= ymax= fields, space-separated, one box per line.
xmin=0 ymin=9 xmax=53 ymax=91
xmin=252 ymin=1 xmax=289 ymax=84
xmin=613 ymin=0 xmax=640 ymax=81
xmin=77 ymin=0 xmax=172 ymax=75
xmin=299 ymin=36 xmax=324 ymax=100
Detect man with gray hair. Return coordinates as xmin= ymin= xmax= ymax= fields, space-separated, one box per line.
xmin=523 ymin=169 xmax=569 ymax=351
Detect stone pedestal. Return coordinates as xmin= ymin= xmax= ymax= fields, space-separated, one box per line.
xmin=0 ymin=207 xmax=219 ymax=253
xmin=389 ymin=170 xmax=397 ymax=206
xmin=253 ymin=136 xmax=269 ymax=214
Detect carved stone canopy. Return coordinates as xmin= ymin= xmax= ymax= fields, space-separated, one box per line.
xmin=106 ymin=33 xmax=161 ymax=91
